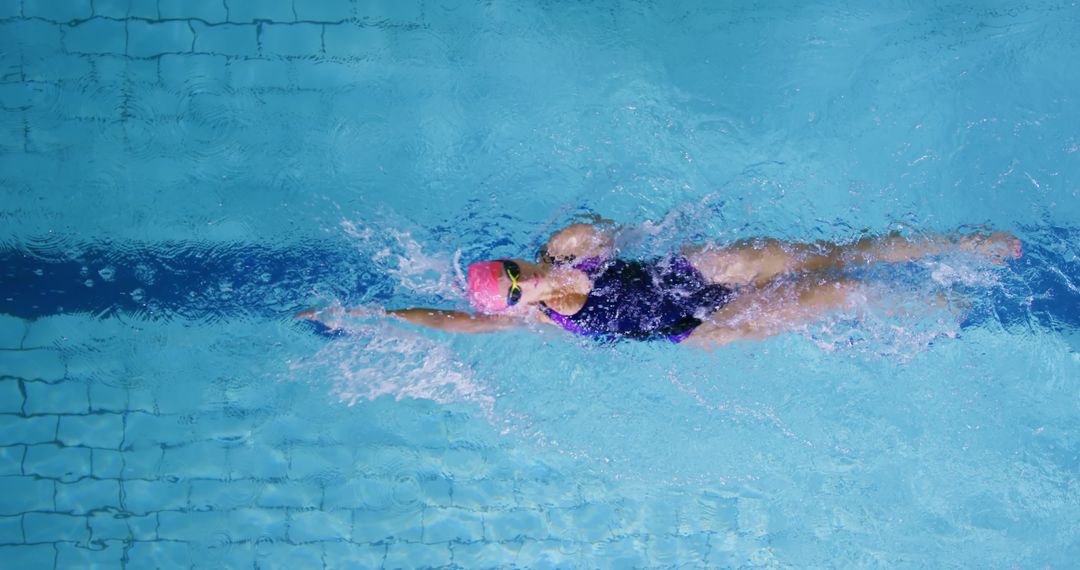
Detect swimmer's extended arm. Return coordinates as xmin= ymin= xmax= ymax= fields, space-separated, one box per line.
xmin=541 ymin=223 xmax=615 ymax=264
xmin=387 ymin=309 xmax=520 ymax=333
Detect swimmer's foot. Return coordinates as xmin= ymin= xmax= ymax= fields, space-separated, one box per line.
xmin=959 ymin=231 xmax=1022 ymax=264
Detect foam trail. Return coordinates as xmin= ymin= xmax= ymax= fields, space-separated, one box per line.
xmin=290 ymin=319 xmax=495 ymax=415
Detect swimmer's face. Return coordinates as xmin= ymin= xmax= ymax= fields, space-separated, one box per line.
xmin=501 ymin=260 xmax=524 ymax=306
xmin=497 ymin=259 xmax=544 ymax=306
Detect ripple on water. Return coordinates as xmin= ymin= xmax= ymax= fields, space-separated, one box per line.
xmin=176 ymin=87 xmax=255 ymax=183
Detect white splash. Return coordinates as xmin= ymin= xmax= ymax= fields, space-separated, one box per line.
xmin=292 ymin=318 xmax=495 ymax=414
xmin=340 ymin=220 xmax=461 ymax=299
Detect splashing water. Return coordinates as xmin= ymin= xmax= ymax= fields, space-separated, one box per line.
xmin=340 ymin=219 xmax=462 ymax=299
xmin=291 ymin=317 xmax=495 ymax=414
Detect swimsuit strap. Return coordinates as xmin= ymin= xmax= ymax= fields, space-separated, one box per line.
xmin=539 ymin=302 xmax=588 ymax=335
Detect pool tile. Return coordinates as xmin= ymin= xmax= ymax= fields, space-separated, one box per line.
xmin=199 ymin=540 xmax=255 ymax=569
xmin=256 ymin=480 xmax=321 ymax=509
xmin=22 ymin=53 xmax=94 ymax=85
xmin=127 ymin=20 xmax=194 ymax=58
xmin=88 ymin=511 xmax=155 ymax=541
xmin=127 ymin=541 xmax=193 ymax=569
xmin=294 ymin=60 xmax=371 ymax=90
xmin=417 ymin=473 xmax=453 ymax=507
xmin=54 ymin=478 xmax=121 ymax=515
xmin=352 ymin=476 xmax=394 ymax=510
xmin=294 ymin=0 xmax=353 ymax=23
xmin=63 ymin=17 xmax=126 ymax=55
xmin=260 ymin=23 xmax=323 ymax=57
xmin=0 ymin=1 xmax=20 ymax=18
xmin=0 ymin=476 xmax=54 ymax=515
xmin=703 ymin=537 xmax=740 ymax=568
xmin=223 ymin=507 xmax=288 ymax=542
xmin=90 ymin=448 xmax=123 ymax=478
xmin=191 ymin=22 xmax=260 ymax=57
xmin=570 ymin=503 xmax=622 ymax=542
xmin=289 ymin=509 xmax=352 ymax=542
xmin=515 ymin=539 xmax=579 ymax=569
xmin=157 ymin=509 xmax=231 ymax=542
xmin=189 ymin=479 xmax=261 ymax=511
xmin=227 ymin=0 xmax=294 ymax=23
xmin=0 ymin=113 xmax=21 ymax=153
xmin=159 ymin=0 xmax=227 ymax=23
xmin=321 ymin=478 xmax=368 ymax=510
xmin=23 ymin=512 xmax=89 ymax=543
xmin=24 ymin=443 xmax=91 ymax=482
xmin=385 ymin=541 xmax=454 ymax=568
xmin=322 ymin=541 xmax=387 ymax=567
xmin=87 ymin=382 xmax=128 ymax=412
xmin=21 ymin=316 xmax=80 ymax=350
xmin=450 ymin=539 xmax=522 ymax=569
xmin=119 ymin=445 xmax=163 ymax=479
xmin=90 ymin=54 xmax=159 ymax=86
xmin=126 ymin=0 xmax=158 ymax=19
xmin=0 ymin=381 xmax=25 ymax=414
xmin=0 ymin=545 xmax=56 ymax=569
xmin=122 ymin=479 xmax=189 ymax=515
xmin=516 ymin=477 xmax=580 ymax=509
xmin=0 ymin=445 xmax=25 ymax=476
xmin=55 ymin=540 xmax=125 ymax=567
xmin=440 ymin=446 xmax=489 ymax=478
xmin=25 ymin=381 xmax=89 ymax=415
xmin=453 ymin=476 xmax=517 ymax=510
xmin=352 ymin=507 xmax=422 ymax=543
xmin=484 ymin=508 xmax=549 ymax=542
xmin=0 ymin=350 xmax=66 ymax=383
xmin=544 ymin=507 xmax=587 ymax=543
xmin=288 ymin=444 xmax=353 ymax=481
xmin=23 ymin=0 xmax=91 ymax=22
xmin=356 ymin=0 xmax=422 ymax=25
xmin=123 ymin=413 xmax=191 ymax=447
xmin=255 ymin=542 xmax=323 ymax=569
xmin=159 ymin=54 xmax=228 ymax=89
xmin=57 ymin=413 xmax=125 ymax=449
xmin=322 ymin=24 xmax=388 ymax=59
xmin=595 ymin=536 xmax=648 ymax=567
xmin=228 ymin=58 xmax=293 ymax=90
xmin=160 ymin=441 xmax=229 ymax=479
xmin=0 ymin=315 xmax=26 ymax=349
xmin=227 ymin=444 xmax=289 ymax=479
xmin=125 ymin=388 xmax=156 ymax=415
xmin=88 ymin=0 xmax=125 ymax=18
xmin=421 ymin=506 xmax=484 ymax=544
xmin=0 ymin=515 xmax=23 ymax=543
xmin=0 ymin=20 xmax=62 ymax=60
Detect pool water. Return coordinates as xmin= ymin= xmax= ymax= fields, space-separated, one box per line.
xmin=2 ymin=0 xmax=1080 ymax=567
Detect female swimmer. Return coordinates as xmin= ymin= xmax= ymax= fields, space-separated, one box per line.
xmin=299 ymin=223 xmax=1021 ymax=347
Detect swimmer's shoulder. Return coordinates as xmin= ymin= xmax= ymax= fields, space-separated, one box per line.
xmin=541 ymin=223 xmax=615 ymax=264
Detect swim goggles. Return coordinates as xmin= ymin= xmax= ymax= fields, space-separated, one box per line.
xmin=502 ymin=260 xmax=523 ymax=306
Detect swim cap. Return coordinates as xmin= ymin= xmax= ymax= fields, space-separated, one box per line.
xmin=467 ymin=261 xmax=508 ymax=313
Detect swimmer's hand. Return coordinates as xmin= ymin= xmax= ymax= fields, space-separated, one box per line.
xmin=294 ymin=306 xmax=382 ymax=328
xmin=294 ymin=308 xmax=323 ymax=321
xmin=387 ymin=308 xmax=518 ymax=333
xmin=958 ymin=231 xmax=1022 ymax=264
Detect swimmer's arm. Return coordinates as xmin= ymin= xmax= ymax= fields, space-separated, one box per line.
xmin=541 ymin=223 xmax=615 ymax=263
xmin=387 ymin=309 xmax=520 ymax=333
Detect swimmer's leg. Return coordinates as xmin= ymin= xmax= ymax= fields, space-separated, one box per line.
xmin=683 ymin=231 xmax=1021 ymax=287
xmin=684 ymin=278 xmax=866 ymax=347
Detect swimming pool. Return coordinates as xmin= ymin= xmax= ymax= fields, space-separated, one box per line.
xmin=2 ymin=0 xmax=1079 ymax=567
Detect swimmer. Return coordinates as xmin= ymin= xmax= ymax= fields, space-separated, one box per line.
xmin=298 ymin=223 xmax=1021 ymax=346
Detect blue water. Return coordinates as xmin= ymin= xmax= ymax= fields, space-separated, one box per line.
xmin=2 ymin=0 xmax=1080 ymax=567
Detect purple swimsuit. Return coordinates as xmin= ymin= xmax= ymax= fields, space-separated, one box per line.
xmin=540 ymin=256 xmax=733 ymax=342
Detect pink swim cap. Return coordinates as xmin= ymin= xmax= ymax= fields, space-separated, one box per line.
xmin=467 ymin=261 xmax=509 ymax=313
